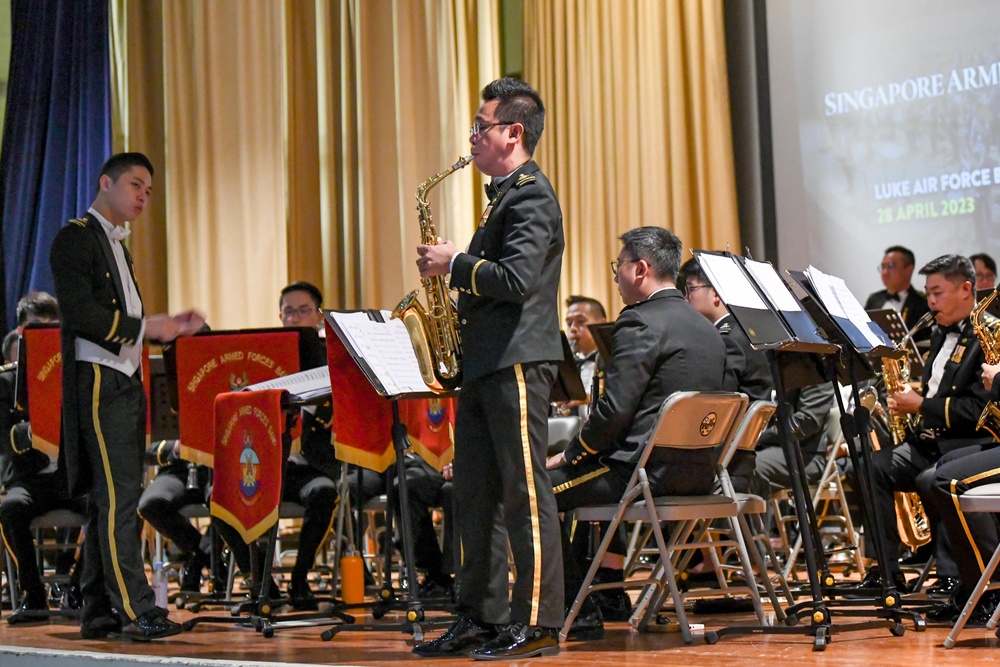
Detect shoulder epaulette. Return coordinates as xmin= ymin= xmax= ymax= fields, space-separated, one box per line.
xmin=515 ymin=174 xmax=536 ymax=188
xmin=69 ymin=217 xmax=89 ymax=227
xmin=718 ymin=322 xmax=732 ymax=334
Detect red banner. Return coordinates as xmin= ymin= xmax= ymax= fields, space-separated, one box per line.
xmin=210 ymin=390 xmax=285 ymax=544
xmin=174 ymin=331 xmax=301 ymax=467
xmin=22 ymin=327 xmax=62 ymax=459
xmin=326 ymin=322 xmax=455 ymax=472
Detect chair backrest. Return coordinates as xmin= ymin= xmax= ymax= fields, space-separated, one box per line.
xmin=635 ymin=391 xmax=748 ymax=472
xmin=547 ymin=415 xmax=582 ymax=455
xmin=716 ymin=400 xmax=777 ymax=470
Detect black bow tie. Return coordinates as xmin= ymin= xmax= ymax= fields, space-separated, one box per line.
xmin=485 ymin=181 xmax=500 ymax=199
xmin=885 ymin=292 xmax=902 ymax=302
xmin=938 ymin=322 xmax=963 ymax=335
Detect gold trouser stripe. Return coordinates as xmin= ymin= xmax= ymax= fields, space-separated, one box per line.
xmin=945 ymin=397 xmax=952 ymax=429
xmin=105 ymin=311 xmax=120 ymax=341
xmin=554 ymin=464 xmax=609 ymax=494
xmin=949 ymin=466 xmax=1000 ymax=574
xmin=471 ymin=259 xmax=486 ymax=296
xmin=92 ymin=364 xmax=136 ymax=620
xmin=514 ymin=364 xmax=542 ymax=627
xmin=0 ymin=523 xmax=18 ymax=571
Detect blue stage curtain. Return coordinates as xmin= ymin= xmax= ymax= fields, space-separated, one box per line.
xmin=0 ymin=0 xmax=112 ymax=329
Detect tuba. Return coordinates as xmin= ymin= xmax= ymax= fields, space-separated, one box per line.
xmin=973 ymin=289 xmax=1000 ymax=438
xmin=392 ymin=156 xmax=473 ymax=393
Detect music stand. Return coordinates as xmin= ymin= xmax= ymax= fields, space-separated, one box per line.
xmin=320 ymin=309 xmax=457 ymax=642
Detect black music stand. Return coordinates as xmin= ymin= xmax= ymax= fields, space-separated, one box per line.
xmin=694 ymin=253 xmax=911 ymax=649
xmin=319 ymin=309 xmax=457 ymax=642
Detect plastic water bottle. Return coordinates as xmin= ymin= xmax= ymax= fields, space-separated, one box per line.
xmin=153 ymin=561 xmax=168 ymax=609
xmin=340 ymin=547 xmax=365 ymax=605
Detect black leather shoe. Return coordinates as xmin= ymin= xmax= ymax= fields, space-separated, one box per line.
xmin=470 ymin=623 xmax=559 ymax=660
xmin=927 ymin=576 xmax=960 ymax=599
xmin=7 ymin=588 xmax=50 ymax=624
xmin=566 ymin=608 xmax=604 ymax=641
xmin=80 ymin=609 xmax=123 ymax=639
xmin=122 ymin=609 xmax=182 ymax=642
xmin=59 ymin=583 xmax=83 ymax=611
xmin=592 ymin=588 xmax=633 ymax=622
xmin=289 ymin=579 xmax=319 ymax=611
xmin=844 ymin=567 xmax=908 ymax=597
xmin=413 ymin=615 xmax=498 ymax=656
xmin=418 ymin=576 xmax=455 ymax=601
xmin=965 ymin=590 xmax=1000 ymax=627
xmin=925 ymin=597 xmax=961 ymax=623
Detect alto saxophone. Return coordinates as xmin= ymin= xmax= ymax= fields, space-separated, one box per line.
xmin=973 ymin=288 xmax=1000 ymax=438
xmin=392 ymin=155 xmax=473 ymax=393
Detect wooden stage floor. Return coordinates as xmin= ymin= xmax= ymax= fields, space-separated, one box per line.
xmin=4 ymin=602 xmax=1000 ymax=666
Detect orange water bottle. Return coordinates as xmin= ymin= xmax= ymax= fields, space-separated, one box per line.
xmin=340 ymin=546 xmax=365 ymax=605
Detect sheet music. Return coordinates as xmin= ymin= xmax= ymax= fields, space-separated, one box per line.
xmin=745 ymin=259 xmax=802 ymax=312
xmin=807 ymin=266 xmax=884 ymax=348
xmin=698 ymin=254 xmax=769 ymax=309
xmin=328 ymin=311 xmax=429 ymax=396
xmin=243 ymin=366 xmax=331 ymax=400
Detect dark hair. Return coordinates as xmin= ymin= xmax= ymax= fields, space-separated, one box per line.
xmin=2 ymin=329 xmax=18 ymax=363
xmin=884 ymin=245 xmax=915 ymax=267
xmin=619 ymin=226 xmax=682 ymax=282
xmin=676 ymin=257 xmax=709 ymax=292
xmin=98 ymin=152 xmax=154 ymax=189
xmin=482 ymin=77 xmax=545 ymax=155
xmin=279 ymin=281 xmax=323 ymax=309
xmin=15 ymin=291 xmax=59 ymax=326
xmin=565 ymin=295 xmax=606 ymax=320
xmin=970 ymin=252 xmax=997 ymax=275
xmin=918 ymin=254 xmax=975 ymax=285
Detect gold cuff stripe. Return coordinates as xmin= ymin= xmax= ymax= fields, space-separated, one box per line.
xmin=105 ymin=311 xmax=120 ymax=341
xmin=944 ymin=397 xmax=952 ymax=429
xmin=554 ymin=464 xmax=610 ymax=494
xmin=10 ymin=424 xmax=24 ymax=455
xmin=471 ymin=259 xmax=487 ymax=296
xmin=579 ymin=433 xmax=598 ymax=455
xmin=514 ymin=364 xmax=543 ymax=627
xmin=92 ymin=363 xmax=136 ymax=621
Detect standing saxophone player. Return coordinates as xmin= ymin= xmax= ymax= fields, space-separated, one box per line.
xmin=411 ymin=77 xmax=565 ymax=660
xmin=852 ymin=255 xmax=992 ymax=602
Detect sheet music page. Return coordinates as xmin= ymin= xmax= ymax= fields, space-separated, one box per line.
xmin=698 ymin=254 xmax=769 ymax=308
xmin=807 ymin=266 xmax=884 ymax=347
xmin=805 ymin=266 xmax=848 ymax=318
xmin=745 ymin=260 xmax=802 ymax=312
xmin=327 ymin=311 xmax=429 ymax=396
xmin=243 ymin=366 xmax=331 ymax=400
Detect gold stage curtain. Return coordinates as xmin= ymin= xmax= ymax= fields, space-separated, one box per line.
xmin=110 ymin=0 xmax=501 ymax=328
xmin=524 ymin=0 xmax=741 ymax=315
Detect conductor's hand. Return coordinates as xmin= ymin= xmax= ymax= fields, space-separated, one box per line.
xmin=145 ymin=315 xmax=182 ymax=343
xmin=417 ymin=240 xmax=457 ymax=277
xmin=174 ymin=310 xmax=207 ymax=337
xmin=888 ymin=384 xmax=923 ymax=416
xmin=546 ymin=452 xmax=567 ymax=470
xmin=983 ymin=363 xmax=1000 ymax=392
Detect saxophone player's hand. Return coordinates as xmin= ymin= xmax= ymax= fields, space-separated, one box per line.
xmin=888 ymin=384 xmax=923 ymax=416
xmin=982 ymin=363 xmax=1000 ymax=392
xmin=417 ymin=240 xmax=458 ymax=277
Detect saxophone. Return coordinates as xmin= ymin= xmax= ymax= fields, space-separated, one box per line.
xmin=973 ymin=288 xmax=1000 ymax=438
xmin=391 ymin=155 xmax=473 ymax=393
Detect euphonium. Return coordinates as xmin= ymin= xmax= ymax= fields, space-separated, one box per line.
xmin=392 ymin=155 xmax=473 ymax=393
xmin=973 ymin=288 xmax=1000 ymax=437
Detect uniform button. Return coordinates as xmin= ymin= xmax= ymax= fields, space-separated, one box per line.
xmin=480 ymin=251 xmax=485 ymax=257
xmin=461 ymin=319 xmax=467 ymax=325
xmin=112 ymin=298 xmax=117 ymax=304
xmin=106 ymin=272 xmax=111 ymax=278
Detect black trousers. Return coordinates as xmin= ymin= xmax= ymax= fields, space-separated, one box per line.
xmin=453 ymin=362 xmax=563 ymax=629
xmin=0 ymin=473 xmax=85 ymax=595
xmin=137 ymin=464 xmax=211 ymax=556
xmin=217 ymin=460 xmax=338 ymax=583
xmin=77 ymin=362 xmax=155 ymax=622
xmin=390 ymin=455 xmax=455 ymax=580
xmin=925 ymin=443 xmax=1000 ymax=599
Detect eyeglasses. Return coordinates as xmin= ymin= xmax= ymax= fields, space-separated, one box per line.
xmin=610 ymin=258 xmax=638 ymax=276
xmin=469 ymin=120 xmax=513 ymax=139
xmin=877 ymin=262 xmax=898 ymax=272
xmin=683 ymin=284 xmax=712 ymax=298
xmin=281 ymin=305 xmax=317 ymax=320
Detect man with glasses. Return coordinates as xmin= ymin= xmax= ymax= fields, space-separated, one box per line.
xmin=545 ymin=227 xmax=726 ymax=640
xmin=865 ymin=245 xmax=930 ymax=338
xmin=411 ymin=77 xmax=565 ymax=660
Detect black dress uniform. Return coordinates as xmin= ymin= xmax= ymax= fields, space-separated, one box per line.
xmin=50 ymin=212 xmax=154 ymax=625
xmin=869 ymin=318 xmax=993 ymax=579
xmin=448 ymin=160 xmax=565 ymax=630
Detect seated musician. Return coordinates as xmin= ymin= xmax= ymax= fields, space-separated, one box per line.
xmin=853 ymin=255 xmax=992 ymax=596
xmin=212 ymin=281 xmax=340 ymax=609
xmin=390 ymin=458 xmax=455 ymax=598
xmin=545 ymin=227 xmax=726 ymax=638
xmin=554 ymin=295 xmax=607 ymax=419
xmin=0 ymin=292 xmax=86 ymax=622
xmin=865 ymin=245 xmax=931 ymax=341
xmin=971 ymin=252 xmax=997 ymax=291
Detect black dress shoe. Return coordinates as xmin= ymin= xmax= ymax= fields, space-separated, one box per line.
xmin=412 ymin=615 xmax=498 ymax=656
xmin=925 ymin=597 xmax=961 ymax=623
xmin=7 ymin=588 xmax=50 ymax=625
xmin=80 ymin=609 xmax=123 ymax=639
xmin=121 ymin=609 xmax=182 ymax=642
xmin=59 ymin=583 xmax=84 ymax=611
xmin=470 ymin=623 xmax=559 ymax=660
xmin=844 ymin=567 xmax=908 ymax=597
xmin=288 ymin=579 xmax=319 ymax=611
xmin=927 ymin=576 xmax=960 ymax=599
xmin=965 ymin=590 xmax=1000 ymax=627
xmin=592 ymin=588 xmax=633 ymax=622
xmin=566 ymin=608 xmax=604 ymax=640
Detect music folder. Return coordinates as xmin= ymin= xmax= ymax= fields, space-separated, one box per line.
xmin=693 ymin=251 xmax=837 ymax=355
xmin=550 ymin=332 xmax=587 ymax=403
xmin=588 ymin=322 xmax=616 ymax=363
